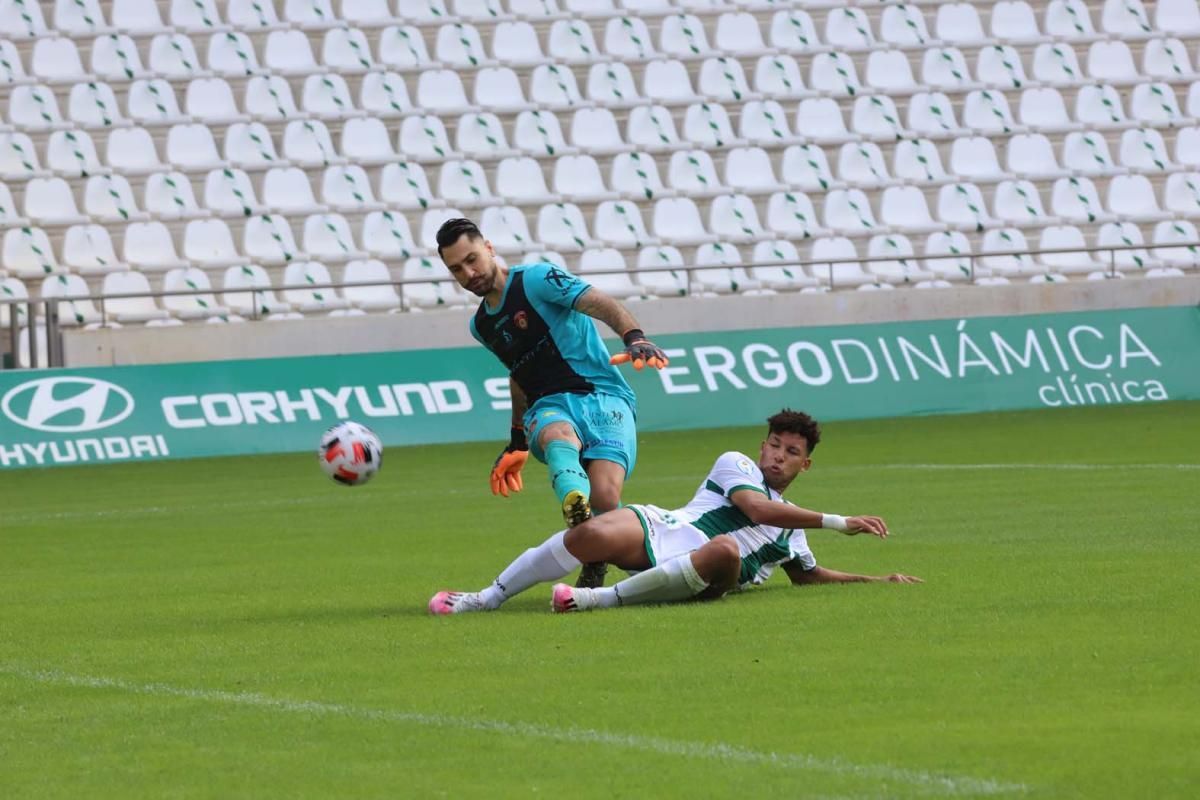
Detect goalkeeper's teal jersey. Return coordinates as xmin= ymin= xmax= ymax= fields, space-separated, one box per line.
xmin=469 ymin=263 xmax=635 ymax=407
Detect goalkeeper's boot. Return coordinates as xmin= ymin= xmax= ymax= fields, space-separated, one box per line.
xmin=551 ymin=583 xmax=600 ymax=613
xmin=561 ymin=490 xmax=608 ymax=588
xmin=428 ymin=591 xmax=487 ymax=615
xmin=561 ymin=489 xmax=592 ymax=527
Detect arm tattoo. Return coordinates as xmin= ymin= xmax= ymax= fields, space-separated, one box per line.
xmin=575 ymin=288 xmax=639 ymax=337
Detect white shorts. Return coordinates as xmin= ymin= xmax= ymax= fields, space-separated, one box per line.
xmin=628 ymin=504 xmax=709 ymax=567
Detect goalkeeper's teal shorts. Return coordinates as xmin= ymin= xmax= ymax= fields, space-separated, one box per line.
xmin=523 ymin=391 xmax=638 ymax=478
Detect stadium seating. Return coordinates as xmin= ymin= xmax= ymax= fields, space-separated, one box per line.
xmin=0 ymin=0 xmax=1196 ymax=352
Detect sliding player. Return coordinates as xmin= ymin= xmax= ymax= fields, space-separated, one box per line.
xmin=430 ymin=409 xmax=921 ymax=615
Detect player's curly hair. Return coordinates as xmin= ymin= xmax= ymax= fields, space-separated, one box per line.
xmin=767 ymin=409 xmax=821 ymax=452
xmin=436 ymin=217 xmax=483 ymax=255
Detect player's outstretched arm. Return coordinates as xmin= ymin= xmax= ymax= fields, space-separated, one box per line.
xmin=729 ymin=490 xmax=889 ymax=539
xmin=783 ymin=563 xmax=924 ymax=585
xmin=490 ymin=379 xmax=529 ymax=497
xmin=574 ymin=288 xmax=668 ymax=370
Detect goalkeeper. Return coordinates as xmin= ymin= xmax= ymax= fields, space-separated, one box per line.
xmin=437 ymin=218 xmax=668 ymax=588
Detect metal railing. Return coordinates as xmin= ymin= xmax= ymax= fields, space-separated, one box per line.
xmin=2 ymin=237 xmax=1197 ymax=369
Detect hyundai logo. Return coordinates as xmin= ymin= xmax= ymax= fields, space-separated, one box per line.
xmin=1 ymin=377 xmax=135 ymax=433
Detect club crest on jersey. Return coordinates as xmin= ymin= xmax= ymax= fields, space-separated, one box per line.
xmin=514 ymin=310 xmax=528 ymax=330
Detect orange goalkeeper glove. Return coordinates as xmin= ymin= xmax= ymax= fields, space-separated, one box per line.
xmin=609 ymin=328 xmax=669 ymax=371
xmin=490 ymin=426 xmax=529 ymax=497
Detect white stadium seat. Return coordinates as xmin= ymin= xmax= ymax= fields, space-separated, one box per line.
xmin=549 ymin=19 xmax=599 ymax=62
xmin=496 ymin=157 xmax=556 ymax=205
xmin=145 ymin=171 xmax=205 ymax=218
xmin=84 ymin=175 xmax=143 ymax=223
xmin=554 ymin=155 xmax=615 ymax=202
xmin=344 ymin=259 xmax=403 ymax=311
xmin=1101 ymin=0 xmax=1152 ymax=35
xmin=1087 ymin=41 xmax=1138 ymax=82
xmin=42 ymin=274 xmax=101 ymax=326
xmin=826 ymin=8 xmax=876 ymax=49
xmin=894 ymin=139 xmax=949 ymax=182
xmin=880 ymin=186 xmax=939 ymax=233
xmin=379 ymin=26 xmax=432 ymax=69
xmin=68 ymin=82 xmax=125 ymax=129
xmin=838 ymin=142 xmax=890 ymax=186
xmin=244 ymin=215 xmax=302 ymax=265
xmin=766 ymin=191 xmax=822 ymax=239
xmin=1153 ymin=220 xmax=1200 ymax=267
xmin=1045 ymin=0 xmax=1096 ymax=39
xmin=530 ymin=64 xmax=584 ymax=108
xmin=627 ymin=105 xmax=682 ymax=149
xmin=578 ymin=249 xmax=643 ymax=300
xmin=493 ymin=22 xmax=544 ymax=66
xmin=480 ymin=206 xmax=537 ymax=253
xmin=184 ymin=219 xmax=240 ymax=266
xmin=604 ymin=16 xmax=656 ymax=59
xmin=62 ymin=224 xmax=121 ymax=274
xmin=160 ymin=268 xmax=219 ymax=320
xmin=595 ymin=200 xmax=653 ymax=248
xmin=101 ymin=271 xmax=170 ymax=323
xmin=222 ymin=264 xmax=292 ymax=316
xmin=3 ymin=227 xmax=60 ymax=278
xmin=1004 ymin=134 xmax=1062 ymax=180
xmin=751 ymin=240 xmax=819 ymax=291
xmin=937 ymin=3 xmax=988 ymax=43
xmin=661 ymin=13 xmax=714 ymax=57
xmin=1098 ymin=222 xmax=1153 ymax=270
xmin=25 ymin=177 xmax=86 ymax=225
xmin=652 ymin=197 xmax=713 ymax=246
xmin=1107 ymin=174 xmax=1167 ymax=223
xmin=643 ymin=59 xmax=698 ymax=104
xmin=1051 ymin=176 xmax=1107 ymax=222
xmin=1157 ymin=0 xmax=1200 ymax=33
xmin=357 ymin=211 xmax=415 ymax=261
xmin=400 ymin=256 xmax=463 ymax=310
xmin=125 ymin=222 xmax=187 ymax=271
xmin=810 ymin=52 xmax=862 ymax=96
xmin=515 ymin=110 xmax=569 ymax=156
xmin=264 ymin=167 xmax=324 ymax=214
xmin=992 ymin=1 xmax=1042 ymax=41
xmin=571 ymin=108 xmax=624 ymax=154
xmin=824 ymin=188 xmax=878 ymax=233
xmin=283 ymin=261 xmax=348 ymax=312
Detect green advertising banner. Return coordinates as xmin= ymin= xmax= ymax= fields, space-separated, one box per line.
xmin=2 ymin=306 xmax=1198 ymax=469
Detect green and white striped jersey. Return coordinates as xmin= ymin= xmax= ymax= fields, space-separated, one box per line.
xmin=674 ymin=451 xmax=816 ymax=587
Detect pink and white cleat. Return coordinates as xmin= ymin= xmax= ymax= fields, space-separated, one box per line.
xmin=551 ymin=582 xmax=599 ymax=613
xmin=428 ymin=591 xmax=488 ymax=615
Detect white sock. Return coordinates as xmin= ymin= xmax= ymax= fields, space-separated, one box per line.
xmin=479 ymin=530 xmax=580 ymax=609
xmin=596 ymin=554 xmax=709 ymax=609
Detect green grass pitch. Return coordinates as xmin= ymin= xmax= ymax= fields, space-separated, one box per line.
xmin=3 ymin=402 xmax=1198 ymax=799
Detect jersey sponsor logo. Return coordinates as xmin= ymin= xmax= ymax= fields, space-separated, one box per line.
xmin=584 ymin=408 xmax=625 ymax=431
xmin=544 ymin=266 xmax=580 ymax=296
xmin=736 ymin=457 xmax=755 ymax=475
xmin=2 ymin=376 xmax=135 ymax=433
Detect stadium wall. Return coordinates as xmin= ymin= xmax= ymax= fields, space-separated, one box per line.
xmin=61 ymin=275 xmax=1200 ymax=367
xmin=2 ymin=302 xmax=1199 ymax=470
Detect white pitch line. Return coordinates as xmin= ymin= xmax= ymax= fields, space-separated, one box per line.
xmin=0 ymin=665 xmax=1026 ymax=797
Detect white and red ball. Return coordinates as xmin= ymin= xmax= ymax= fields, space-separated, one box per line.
xmin=318 ymin=421 xmax=383 ymax=486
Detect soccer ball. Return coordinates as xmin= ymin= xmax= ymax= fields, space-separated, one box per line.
xmin=318 ymin=421 xmax=383 ymax=486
